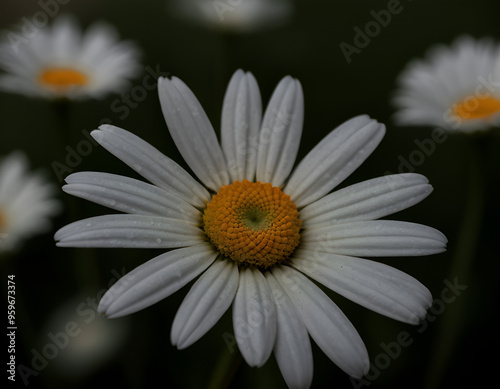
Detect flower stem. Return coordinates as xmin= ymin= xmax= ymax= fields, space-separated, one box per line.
xmin=52 ymin=98 xmax=72 ymax=148
xmin=208 ymin=346 xmax=243 ymax=389
xmin=51 ymin=99 xmax=100 ymax=290
xmin=423 ymin=135 xmax=486 ymax=389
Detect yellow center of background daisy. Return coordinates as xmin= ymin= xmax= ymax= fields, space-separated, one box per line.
xmin=454 ymin=95 xmax=500 ymax=120
xmin=203 ymin=180 xmax=302 ymax=269
xmin=37 ymin=67 xmax=89 ymax=90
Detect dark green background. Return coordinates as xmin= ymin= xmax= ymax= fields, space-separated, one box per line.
xmin=1 ymin=0 xmax=499 ymax=388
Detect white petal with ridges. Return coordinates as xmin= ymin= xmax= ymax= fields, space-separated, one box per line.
xmin=91 ymin=125 xmax=210 ymax=208
xmin=171 ymin=259 xmax=239 ymax=349
xmin=158 ymin=76 xmax=229 ymax=191
xmin=265 ymin=272 xmax=313 ymax=389
xmin=256 ymin=76 xmax=303 ymax=187
xmin=63 ymin=172 xmax=201 ymax=223
xmin=300 ymin=173 xmax=432 ymax=228
xmin=301 ymin=220 xmax=447 ymax=257
xmin=221 ymin=70 xmax=262 ymax=182
xmin=233 ymin=267 xmax=276 ymax=367
xmin=98 ymin=243 xmax=217 ymax=318
xmin=284 ymin=115 xmax=385 ymax=208
xmin=272 ymin=266 xmax=369 ymax=378
xmin=54 ymin=215 xmax=204 ymax=248
xmin=289 ymin=249 xmax=432 ymax=324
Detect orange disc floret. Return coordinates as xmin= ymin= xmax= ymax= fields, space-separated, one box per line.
xmin=453 ymin=95 xmax=500 ymax=120
xmin=203 ymin=180 xmax=302 ymax=269
xmin=38 ymin=67 xmax=89 ymax=91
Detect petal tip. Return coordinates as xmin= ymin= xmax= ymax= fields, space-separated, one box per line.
xmin=91 ymin=129 xmax=104 ymax=142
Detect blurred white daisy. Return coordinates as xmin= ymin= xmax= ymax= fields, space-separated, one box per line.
xmin=0 ymin=16 xmax=141 ymax=100
xmin=42 ymin=296 xmax=129 ymax=378
xmin=55 ymin=70 xmax=447 ymax=388
xmin=393 ymin=36 xmax=500 ymax=132
xmin=168 ymin=0 xmax=293 ymax=33
xmin=0 ymin=151 xmax=60 ymax=252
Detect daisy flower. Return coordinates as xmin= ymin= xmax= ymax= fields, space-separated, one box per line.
xmin=168 ymin=0 xmax=293 ymax=33
xmin=43 ymin=296 xmax=129 ymax=378
xmin=393 ymin=35 xmax=500 ymax=132
xmin=55 ymin=70 xmax=447 ymax=387
xmin=0 ymin=16 xmax=141 ymax=100
xmin=0 ymin=151 xmax=60 ymax=252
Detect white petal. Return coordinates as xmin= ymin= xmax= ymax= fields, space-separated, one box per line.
xmin=272 ymin=266 xmax=368 ymax=378
xmin=171 ymin=259 xmax=239 ymax=349
xmin=256 ymin=76 xmax=304 ymax=186
xmin=51 ymin=16 xmax=81 ymax=61
xmin=63 ymin=172 xmax=201 ymax=223
xmin=91 ymin=125 xmax=210 ymax=208
xmin=300 ymin=173 xmax=433 ymax=228
xmin=233 ymin=267 xmax=276 ymax=367
xmin=284 ymin=115 xmax=385 ymax=208
xmin=265 ymin=272 xmax=313 ymax=389
xmin=98 ymin=243 xmax=217 ymax=318
xmin=290 ymin=249 xmax=432 ymax=324
xmin=158 ymin=76 xmax=229 ymax=191
xmin=54 ymin=215 xmax=204 ymax=248
xmin=0 ymin=75 xmax=40 ymax=97
xmin=221 ymin=70 xmax=262 ymax=182
xmin=0 ymin=151 xmax=60 ymax=250
xmin=0 ymin=40 xmax=39 ymax=74
xmin=0 ymin=152 xmax=28 ymax=202
xmin=8 ymin=173 xmax=58 ymax=227
xmin=301 ymin=220 xmax=448 ymax=257
xmin=80 ymin=22 xmax=119 ymax=65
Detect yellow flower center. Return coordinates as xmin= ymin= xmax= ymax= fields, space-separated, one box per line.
xmin=203 ymin=180 xmax=302 ymax=269
xmin=37 ymin=67 xmax=89 ymax=91
xmin=453 ymin=95 xmax=500 ymax=120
